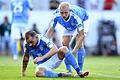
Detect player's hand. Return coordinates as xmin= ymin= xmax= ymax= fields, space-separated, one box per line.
xmin=34 ymin=57 xmax=44 ymax=64
xmin=22 ymin=71 xmax=26 ymax=77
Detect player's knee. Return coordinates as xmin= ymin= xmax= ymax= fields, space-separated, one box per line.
xmin=59 ymin=46 xmax=68 ymax=53
xmin=62 ymin=41 xmax=69 ymax=48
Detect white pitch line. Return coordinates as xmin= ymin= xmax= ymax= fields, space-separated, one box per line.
xmin=92 ymin=73 xmax=120 ymax=79
xmin=56 ymin=69 xmax=120 ymax=78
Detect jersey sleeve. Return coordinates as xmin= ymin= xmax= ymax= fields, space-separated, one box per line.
xmin=74 ymin=15 xmax=83 ymax=32
xmin=70 ymin=5 xmax=89 ymax=21
xmin=26 ymin=0 xmax=33 ymax=9
xmin=82 ymin=9 xmax=89 ymax=21
xmin=41 ymin=35 xmax=54 ymax=49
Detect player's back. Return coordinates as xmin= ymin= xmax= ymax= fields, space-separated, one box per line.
xmin=70 ymin=5 xmax=88 ymax=22
xmin=10 ymin=0 xmax=32 ymax=23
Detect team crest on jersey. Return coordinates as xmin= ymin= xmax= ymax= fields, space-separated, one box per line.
xmin=37 ymin=53 xmax=42 ymax=57
xmin=71 ymin=23 xmax=75 ymax=26
xmin=40 ymin=46 xmax=44 ymax=51
xmin=78 ymin=24 xmax=82 ymax=28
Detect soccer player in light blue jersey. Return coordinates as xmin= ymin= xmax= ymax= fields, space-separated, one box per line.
xmin=10 ymin=0 xmax=33 ymax=60
xmin=46 ymin=2 xmax=89 ymax=77
xmin=22 ymin=31 xmax=88 ymax=78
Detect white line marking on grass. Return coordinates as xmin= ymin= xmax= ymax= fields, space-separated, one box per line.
xmin=92 ymin=73 xmax=120 ymax=79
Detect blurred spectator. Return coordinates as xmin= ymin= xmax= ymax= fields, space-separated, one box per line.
xmin=31 ymin=23 xmax=40 ymax=34
xmin=0 ymin=16 xmax=11 ymax=55
xmin=49 ymin=0 xmax=60 ymax=10
xmin=85 ymin=0 xmax=103 ymax=10
xmin=103 ymin=0 xmax=117 ymax=10
xmin=77 ymin=0 xmax=86 ymax=8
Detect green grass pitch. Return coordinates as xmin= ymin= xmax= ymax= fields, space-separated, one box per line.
xmin=0 ymin=56 xmax=120 ymax=80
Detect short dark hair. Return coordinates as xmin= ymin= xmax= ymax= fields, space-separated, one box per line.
xmin=25 ymin=30 xmax=37 ymax=39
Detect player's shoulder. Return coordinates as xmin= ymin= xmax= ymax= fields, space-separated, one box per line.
xmin=38 ymin=34 xmax=50 ymax=43
xmin=52 ymin=9 xmax=61 ymax=18
xmin=70 ymin=5 xmax=85 ymax=11
xmin=70 ymin=12 xmax=80 ymax=20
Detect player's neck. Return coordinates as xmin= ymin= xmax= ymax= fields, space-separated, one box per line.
xmin=65 ymin=16 xmax=70 ymax=21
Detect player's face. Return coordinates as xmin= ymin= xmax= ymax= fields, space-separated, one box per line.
xmin=60 ymin=6 xmax=70 ymax=20
xmin=26 ymin=35 xmax=38 ymax=48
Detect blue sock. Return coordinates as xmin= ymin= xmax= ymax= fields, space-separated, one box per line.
xmin=77 ymin=48 xmax=85 ymax=72
xmin=44 ymin=70 xmax=62 ymax=77
xmin=65 ymin=51 xmax=80 ymax=74
xmin=64 ymin=59 xmax=72 ymax=72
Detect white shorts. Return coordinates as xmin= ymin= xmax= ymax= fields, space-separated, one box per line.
xmin=63 ymin=29 xmax=88 ymax=37
xmin=63 ymin=29 xmax=76 ymax=36
xmin=35 ymin=54 xmax=62 ymax=73
xmin=62 ymin=27 xmax=84 ymax=36
xmin=11 ymin=23 xmax=30 ymax=40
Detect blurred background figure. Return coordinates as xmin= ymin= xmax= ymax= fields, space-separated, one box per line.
xmin=0 ymin=16 xmax=11 ymax=55
xmin=103 ymin=0 xmax=117 ymax=10
xmin=77 ymin=0 xmax=86 ymax=8
xmin=97 ymin=20 xmax=117 ymax=56
xmin=10 ymin=0 xmax=33 ymax=61
xmin=49 ymin=0 xmax=60 ymax=10
xmin=31 ymin=23 xmax=40 ymax=34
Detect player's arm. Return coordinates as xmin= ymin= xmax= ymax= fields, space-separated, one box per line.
xmin=46 ymin=26 xmax=54 ymax=39
xmin=34 ymin=36 xmax=58 ymax=63
xmin=22 ymin=42 xmax=30 ymax=77
xmin=34 ymin=44 xmax=58 ymax=63
xmin=22 ymin=53 xmax=30 ymax=77
xmin=46 ymin=11 xmax=58 ymax=39
xmin=41 ymin=44 xmax=58 ymax=60
xmin=72 ymin=15 xmax=84 ymax=54
xmin=72 ymin=29 xmax=84 ymax=54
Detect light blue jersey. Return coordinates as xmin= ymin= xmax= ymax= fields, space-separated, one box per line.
xmin=70 ymin=5 xmax=88 ymax=23
xmin=10 ymin=0 xmax=32 ymax=23
xmin=50 ymin=5 xmax=88 ymax=31
xmin=24 ymin=34 xmax=54 ymax=65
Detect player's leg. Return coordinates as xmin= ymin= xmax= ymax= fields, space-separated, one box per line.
xmin=74 ymin=31 xmax=89 ymax=77
xmin=59 ymin=46 xmax=89 ymax=78
xmin=62 ymin=29 xmax=74 ymax=73
xmin=11 ymin=23 xmax=20 ymax=60
xmin=76 ymin=29 xmax=88 ymax=72
xmin=62 ymin=35 xmax=72 ymax=73
xmin=58 ymin=46 xmax=81 ymax=74
xmin=35 ymin=54 xmax=67 ymax=77
xmin=36 ymin=67 xmax=62 ymax=77
xmin=77 ymin=42 xmax=85 ymax=72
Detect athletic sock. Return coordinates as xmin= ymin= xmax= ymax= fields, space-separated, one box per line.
xmin=65 ymin=51 xmax=80 ymax=74
xmin=64 ymin=58 xmax=72 ymax=72
xmin=44 ymin=70 xmax=62 ymax=77
xmin=77 ymin=48 xmax=85 ymax=72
